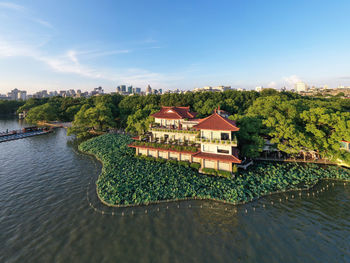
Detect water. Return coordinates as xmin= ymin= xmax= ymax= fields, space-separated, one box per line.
xmin=1 ymin=118 xmax=349 ymax=263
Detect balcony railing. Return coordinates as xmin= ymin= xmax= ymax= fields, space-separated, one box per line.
xmin=150 ymin=126 xmax=199 ymax=134
xmin=131 ymin=141 xmax=199 ymax=153
xmin=195 ymin=137 xmax=238 ymax=146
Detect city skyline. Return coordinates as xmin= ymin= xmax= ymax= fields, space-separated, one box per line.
xmin=1 ymin=0 xmax=350 ymax=94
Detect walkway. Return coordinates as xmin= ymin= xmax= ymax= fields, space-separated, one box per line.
xmin=0 ymin=130 xmax=52 ymax=143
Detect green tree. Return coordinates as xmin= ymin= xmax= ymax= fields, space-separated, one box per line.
xmin=229 ymin=115 xmax=264 ymax=158
xmin=26 ymin=103 xmax=59 ymax=123
xmin=126 ymin=104 xmax=159 ymax=134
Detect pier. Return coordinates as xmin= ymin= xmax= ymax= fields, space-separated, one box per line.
xmin=0 ymin=127 xmax=52 ymax=143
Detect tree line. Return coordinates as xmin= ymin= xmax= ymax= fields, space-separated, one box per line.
xmin=12 ymin=89 xmax=350 ymax=164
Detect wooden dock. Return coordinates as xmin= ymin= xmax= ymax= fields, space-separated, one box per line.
xmin=0 ymin=128 xmax=52 ymax=143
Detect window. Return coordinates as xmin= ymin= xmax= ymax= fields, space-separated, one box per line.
xmin=221 ymin=133 xmax=229 ymax=140
xmin=217 ymin=148 xmax=229 ymax=154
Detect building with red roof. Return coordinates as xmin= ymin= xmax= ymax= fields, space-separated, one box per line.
xmin=129 ymin=106 xmax=242 ymax=174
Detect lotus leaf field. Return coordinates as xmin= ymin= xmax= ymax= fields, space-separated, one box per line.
xmin=79 ymin=134 xmax=350 ymax=206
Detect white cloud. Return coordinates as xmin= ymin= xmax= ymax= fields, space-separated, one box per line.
xmin=0 ymin=2 xmax=25 ymax=11
xmin=283 ymin=75 xmax=302 ymax=88
xmin=32 ymin=18 xmax=53 ymax=29
xmin=0 ymin=37 xmax=177 ymax=90
xmin=0 ymin=2 xmax=53 ymax=29
xmin=267 ymin=81 xmax=277 ymax=89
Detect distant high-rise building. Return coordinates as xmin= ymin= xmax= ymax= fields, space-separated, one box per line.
xmin=158 ymin=89 xmax=163 ymax=94
xmin=146 ymin=85 xmax=152 ymax=95
xmin=116 ymin=86 xmax=121 ymax=93
xmin=17 ymin=90 xmax=27 ymax=100
xmin=295 ymin=82 xmax=308 ymax=92
xmin=0 ymin=94 xmax=8 ymax=100
xmin=135 ymin=87 xmax=141 ymax=94
xmin=121 ymin=85 xmax=126 ymax=92
xmin=127 ymin=86 xmax=133 ymax=94
xmin=8 ymin=89 xmax=19 ymax=100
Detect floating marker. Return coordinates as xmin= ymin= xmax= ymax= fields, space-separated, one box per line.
xmin=263 ymin=204 xmax=266 ymax=208
xmin=286 ymin=197 xmax=288 ymax=200
xmin=307 ymin=193 xmax=310 ymax=196
xmin=157 ymin=208 xmax=160 ymax=211
xmin=166 ymin=206 xmax=168 ymax=209
xmin=225 ymin=208 xmax=227 ymax=211
xmin=279 ymin=198 xmax=282 ymax=202
xmin=112 ymin=212 xmax=114 ymax=216
xmin=253 ymin=207 xmax=256 ymax=211
xmin=299 ymin=193 xmax=301 ymax=196
xmin=200 ymin=205 xmax=203 ymax=208
xmin=312 ymin=193 xmax=315 ymax=196
xmin=132 ymin=211 xmax=134 ymax=215
xmin=145 ymin=209 xmax=147 ymax=214
xmin=189 ymin=205 xmax=191 ymax=208
xmin=292 ymin=195 xmax=294 ymax=198
xmin=245 ymin=209 xmax=248 ymax=213
xmin=122 ymin=212 xmax=124 ymax=216
xmin=271 ymin=201 xmax=274 ymax=205
xmin=177 ymin=205 xmax=179 ymax=208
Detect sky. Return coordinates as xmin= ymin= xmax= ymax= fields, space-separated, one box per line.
xmin=0 ymin=0 xmax=350 ymax=94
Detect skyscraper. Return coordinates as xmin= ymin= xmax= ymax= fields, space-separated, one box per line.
xmin=146 ymin=85 xmax=152 ymax=95
xmin=127 ymin=86 xmax=133 ymax=94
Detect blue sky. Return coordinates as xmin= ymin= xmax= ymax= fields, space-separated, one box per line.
xmin=0 ymin=0 xmax=350 ymax=94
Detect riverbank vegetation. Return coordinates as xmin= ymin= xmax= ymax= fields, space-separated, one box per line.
xmin=11 ymin=89 xmax=350 ymax=165
xmin=79 ymin=134 xmax=350 ymax=206
xmin=0 ymin=100 xmax=25 ymax=115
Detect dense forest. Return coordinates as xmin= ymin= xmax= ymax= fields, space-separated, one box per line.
xmin=0 ymin=100 xmax=25 ymax=115
xmin=4 ymin=89 xmax=350 ymax=165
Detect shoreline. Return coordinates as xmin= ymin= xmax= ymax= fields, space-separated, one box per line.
xmin=79 ymin=134 xmax=350 ymax=209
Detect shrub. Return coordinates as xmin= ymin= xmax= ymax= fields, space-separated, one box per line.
xmin=167 ymin=159 xmax=177 ymax=165
xmin=202 ymin=168 xmax=217 ymax=176
xmin=190 ymin=162 xmax=201 ymax=170
xmin=232 ymin=164 xmax=238 ymax=173
xmin=178 ymin=161 xmax=190 ymax=167
xmin=217 ymin=170 xmax=232 ymax=178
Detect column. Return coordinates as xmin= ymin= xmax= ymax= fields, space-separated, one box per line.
xmin=228 ymin=162 xmax=233 ymax=172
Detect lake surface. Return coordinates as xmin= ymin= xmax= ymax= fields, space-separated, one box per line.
xmin=1 ymin=117 xmax=349 ymax=263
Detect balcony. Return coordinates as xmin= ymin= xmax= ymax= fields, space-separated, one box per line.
xmin=130 ymin=140 xmax=200 ymax=153
xmin=195 ymin=136 xmax=238 ymax=147
xmin=150 ymin=124 xmax=199 ymax=135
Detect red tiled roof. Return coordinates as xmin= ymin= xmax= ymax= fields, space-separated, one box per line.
xmin=193 ymin=113 xmax=239 ymax=131
xmin=151 ymin=106 xmax=197 ymax=120
xmin=341 ymin=140 xmax=350 ymax=143
xmin=193 ymin=151 xmax=241 ymax=163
